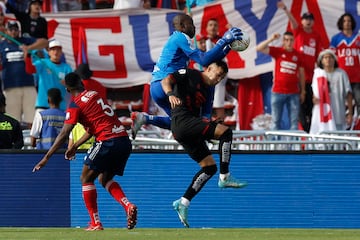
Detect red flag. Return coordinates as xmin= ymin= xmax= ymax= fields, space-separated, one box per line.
xmin=77 ymin=27 xmax=88 ymax=67
xmin=317 ymin=76 xmax=333 ymax=123
xmin=309 ymin=68 xmax=336 ymax=134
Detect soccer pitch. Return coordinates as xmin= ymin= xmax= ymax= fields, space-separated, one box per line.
xmin=0 ymin=228 xmax=359 ymax=240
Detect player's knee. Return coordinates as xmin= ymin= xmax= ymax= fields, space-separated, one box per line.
xmin=219 ymin=128 xmax=232 ymax=142
xmin=203 ymin=164 xmax=217 ymax=176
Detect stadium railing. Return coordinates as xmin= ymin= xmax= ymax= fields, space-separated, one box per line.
xmin=22 ymin=129 xmax=360 ymax=151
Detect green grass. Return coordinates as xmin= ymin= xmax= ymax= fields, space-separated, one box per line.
xmin=0 ymin=228 xmax=360 ymax=240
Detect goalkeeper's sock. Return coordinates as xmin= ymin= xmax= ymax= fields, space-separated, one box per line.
xmin=106 ymin=180 xmax=130 ymax=210
xmin=82 ymin=183 xmax=101 ymax=224
xmin=146 ymin=115 xmax=171 ymax=130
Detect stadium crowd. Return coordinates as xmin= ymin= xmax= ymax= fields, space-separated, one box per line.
xmin=0 ymin=0 xmax=358 ymax=147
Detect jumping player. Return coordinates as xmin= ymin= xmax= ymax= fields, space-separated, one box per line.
xmin=161 ymin=60 xmax=248 ymax=227
xmin=32 ymin=72 xmax=137 ymax=231
xmin=131 ymin=13 xmax=243 ymax=138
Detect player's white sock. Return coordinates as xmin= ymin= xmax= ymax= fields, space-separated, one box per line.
xmin=220 ymin=173 xmax=230 ymax=181
xmin=181 ymin=197 xmax=190 ymax=207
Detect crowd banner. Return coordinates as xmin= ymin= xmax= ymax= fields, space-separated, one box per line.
xmin=41 ymin=0 xmax=359 ymax=88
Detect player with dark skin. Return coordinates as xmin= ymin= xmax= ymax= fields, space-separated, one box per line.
xmin=32 ymin=72 xmax=137 ymax=231
xmin=131 ymin=13 xmax=243 ymax=138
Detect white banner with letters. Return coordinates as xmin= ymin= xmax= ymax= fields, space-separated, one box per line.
xmin=42 ymin=0 xmax=359 ymax=88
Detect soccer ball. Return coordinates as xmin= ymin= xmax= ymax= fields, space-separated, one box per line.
xmin=230 ymin=30 xmax=250 ymax=52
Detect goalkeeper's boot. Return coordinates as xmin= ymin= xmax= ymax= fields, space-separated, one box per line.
xmin=172 ymin=199 xmax=189 ymax=228
xmin=127 ymin=203 xmax=138 ymax=230
xmin=218 ymin=175 xmax=248 ymax=189
xmin=130 ymin=112 xmax=146 ymax=140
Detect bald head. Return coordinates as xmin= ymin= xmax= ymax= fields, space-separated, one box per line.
xmin=172 ymin=13 xmax=195 ymax=38
xmin=173 ymin=14 xmax=190 ymax=29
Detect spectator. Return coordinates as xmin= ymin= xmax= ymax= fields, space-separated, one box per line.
xmin=184 ymin=0 xmax=215 ymax=14
xmin=131 ymin=13 xmax=243 ymax=139
xmin=75 ymin=63 xmax=107 ymax=99
xmin=30 ymin=88 xmax=66 ymax=149
xmin=0 ymin=1 xmax=6 ymax=14
xmin=5 ymin=0 xmax=48 ymax=39
xmin=57 ymin=0 xmax=81 ymax=11
xmin=78 ymin=0 xmax=96 ymax=10
xmin=32 ymin=39 xmax=72 ymax=112
xmin=188 ymin=33 xmax=207 ymax=70
xmin=0 ymin=8 xmax=6 ymax=92
xmin=33 ymin=72 xmax=137 ymax=231
xmin=256 ymin=32 xmax=306 ymax=130
xmin=161 ymin=60 xmax=247 ymax=228
xmin=96 ymin=0 xmax=113 ymax=9
xmin=0 ymin=21 xmax=48 ymax=128
xmin=0 ymin=7 xmax=5 ymax=34
xmin=5 ymin=0 xmax=28 ymax=12
xmin=154 ymin=0 xmax=183 ymax=9
xmin=113 ymin=0 xmax=151 ymax=9
xmin=68 ymin=122 xmax=95 ymax=150
xmin=0 ymin=92 xmax=24 ymax=149
xmin=185 ymin=0 xmax=215 ymax=8
xmin=330 ymin=13 xmax=360 ymax=122
xmin=278 ymin=1 xmax=324 ymax=132
xmin=205 ymin=18 xmax=228 ymax=122
xmin=310 ymin=49 xmax=353 ymax=133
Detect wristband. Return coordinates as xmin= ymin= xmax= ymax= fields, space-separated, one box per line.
xmin=166 ymin=91 xmax=175 ymax=97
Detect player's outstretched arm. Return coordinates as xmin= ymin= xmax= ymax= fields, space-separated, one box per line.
xmin=32 ymin=124 xmax=74 ymax=172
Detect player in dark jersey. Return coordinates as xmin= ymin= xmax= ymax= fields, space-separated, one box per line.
xmin=32 ymin=72 xmax=137 ymax=231
xmin=161 ymin=60 xmax=248 ymax=227
xmin=131 ymin=13 xmax=244 ymax=139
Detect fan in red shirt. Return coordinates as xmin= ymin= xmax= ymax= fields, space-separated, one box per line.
xmin=256 ymin=32 xmax=306 ymax=130
xmin=32 ymin=72 xmax=137 ymax=231
xmin=277 ymin=1 xmax=325 ymax=132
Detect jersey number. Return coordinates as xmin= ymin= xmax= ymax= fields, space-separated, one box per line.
xmin=345 ymin=56 xmax=354 ymax=66
xmin=97 ymin=98 xmax=114 ymax=117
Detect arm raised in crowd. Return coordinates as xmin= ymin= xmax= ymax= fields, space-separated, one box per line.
xmin=256 ymin=33 xmax=280 ymax=54
xmin=277 ymin=1 xmax=298 ymax=30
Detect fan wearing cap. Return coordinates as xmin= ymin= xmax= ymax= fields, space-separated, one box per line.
xmin=277 ymin=1 xmax=325 ymax=133
xmin=32 ymin=39 xmax=73 ymax=113
xmin=330 ymin=13 xmax=360 ymax=125
xmin=0 ymin=92 xmax=24 ymax=149
xmin=5 ymin=0 xmax=48 ymax=39
xmin=310 ymin=49 xmax=353 ymax=132
xmin=0 ymin=20 xmax=48 ymax=128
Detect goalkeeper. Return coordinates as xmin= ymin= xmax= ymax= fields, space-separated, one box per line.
xmin=131 ymin=13 xmax=243 ymax=139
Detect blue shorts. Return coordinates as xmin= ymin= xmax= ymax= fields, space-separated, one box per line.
xmin=84 ymin=136 xmax=132 ymax=176
xmin=150 ymin=80 xmax=171 ymax=116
